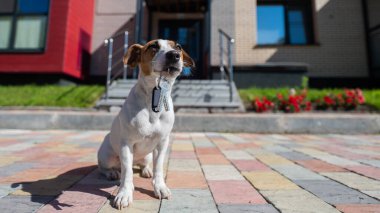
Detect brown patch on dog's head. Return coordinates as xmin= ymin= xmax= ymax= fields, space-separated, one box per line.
xmin=123 ymin=39 xmax=195 ymax=77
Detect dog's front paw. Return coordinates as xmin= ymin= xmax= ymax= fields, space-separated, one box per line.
xmin=113 ymin=184 xmax=134 ymax=209
xmin=153 ymin=182 xmax=171 ymax=199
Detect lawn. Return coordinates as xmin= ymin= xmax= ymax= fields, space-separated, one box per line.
xmin=0 ymin=85 xmax=104 ymax=108
xmin=239 ymin=87 xmax=380 ymax=111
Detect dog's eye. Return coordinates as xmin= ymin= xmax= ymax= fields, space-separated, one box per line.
xmin=175 ymin=44 xmax=182 ymax=50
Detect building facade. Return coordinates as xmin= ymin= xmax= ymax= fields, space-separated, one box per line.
xmin=0 ymin=0 xmax=379 ymax=87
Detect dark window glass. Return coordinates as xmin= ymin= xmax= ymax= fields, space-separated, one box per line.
xmin=0 ymin=0 xmax=49 ymax=51
xmin=257 ymin=5 xmax=285 ymax=45
xmin=257 ymin=0 xmax=314 ymax=45
xmin=288 ymin=9 xmax=307 ymax=44
xmin=18 ymin=0 xmax=49 ymax=14
xmin=0 ymin=0 xmax=15 ymax=13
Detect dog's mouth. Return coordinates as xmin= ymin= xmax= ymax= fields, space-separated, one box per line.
xmin=164 ymin=65 xmax=181 ymax=73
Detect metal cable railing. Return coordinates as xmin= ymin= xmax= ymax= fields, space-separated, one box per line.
xmin=104 ymin=31 xmax=129 ymax=100
xmin=218 ymin=29 xmax=235 ymax=102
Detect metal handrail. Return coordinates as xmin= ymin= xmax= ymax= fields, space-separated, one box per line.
xmin=104 ymin=31 xmax=129 ymax=100
xmin=218 ymin=29 xmax=235 ymax=102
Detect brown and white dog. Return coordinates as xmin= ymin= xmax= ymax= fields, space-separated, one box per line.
xmin=97 ymin=39 xmax=194 ymax=209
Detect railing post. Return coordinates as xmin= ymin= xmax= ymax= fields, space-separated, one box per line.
xmin=227 ymin=40 xmax=233 ymax=102
xmin=105 ymin=38 xmax=113 ymax=100
xmin=227 ymin=40 xmax=233 ymax=83
xmin=219 ymin=32 xmax=225 ymax=80
xmin=123 ymin=31 xmax=129 ymax=80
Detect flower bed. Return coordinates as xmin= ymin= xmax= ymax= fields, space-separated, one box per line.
xmin=250 ymin=89 xmax=367 ymax=113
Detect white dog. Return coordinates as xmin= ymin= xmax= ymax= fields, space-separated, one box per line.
xmin=97 ymin=39 xmax=194 ymax=209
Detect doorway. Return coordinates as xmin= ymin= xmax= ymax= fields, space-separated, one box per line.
xmin=158 ymin=19 xmax=203 ymax=79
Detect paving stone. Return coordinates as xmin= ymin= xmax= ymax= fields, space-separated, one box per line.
xmin=263 ymin=146 xmax=292 ymax=153
xmin=195 ymin=147 xmax=222 ymax=155
xmin=243 ymin=171 xmax=299 ymax=190
xmin=160 ymin=189 xmax=218 ymax=213
xmin=0 ymin=162 xmax=36 ymax=177
xmin=0 ymin=195 xmax=54 ymax=213
xmin=335 ymin=204 xmax=380 ymax=213
xmin=98 ymin=199 xmax=160 ymax=213
xmin=295 ymin=148 xmax=360 ymax=166
xmin=168 ymin=159 xmax=202 ymax=172
xmin=166 ymin=171 xmax=208 ymax=189
xmin=294 ymin=180 xmax=380 ymax=204
xmin=202 ymin=165 xmax=244 ymax=181
xmin=359 ymin=159 xmax=380 ymax=168
xmin=169 ymin=151 xmax=197 ymax=159
xmin=222 ymin=150 xmax=255 ymax=160
xmin=208 ymin=180 xmax=267 ymax=204
xmin=346 ymin=165 xmax=380 ymax=180
xmin=294 ymin=159 xmax=347 ymax=172
xmin=221 ymin=133 xmax=248 ymax=144
xmin=171 ymin=143 xmax=194 ymax=151
xmin=192 ymin=139 xmax=216 ymax=147
xmin=362 ymin=191 xmax=380 ymax=199
xmin=255 ymin=154 xmax=294 ymax=166
xmin=198 ymin=154 xmax=230 ymax=165
xmin=277 ymin=151 xmax=314 ymax=161
xmin=321 ymin=172 xmax=380 ymax=191
xmin=261 ymin=189 xmax=340 ymax=213
xmin=217 ymin=204 xmax=279 ymax=213
xmin=271 ymin=164 xmax=327 ymax=180
xmin=39 ymin=184 xmax=114 ymax=213
xmin=231 ymin=160 xmax=271 ymax=172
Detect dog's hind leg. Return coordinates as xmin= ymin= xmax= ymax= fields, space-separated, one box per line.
xmin=98 ymin=133 xmax=121 ymax=180
xmin=139 ymin=153 xmax=153 ymax=178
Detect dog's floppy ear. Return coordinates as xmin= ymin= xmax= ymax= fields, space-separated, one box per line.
xmin=123 ymin=44 xmax=143 ymax=68
xmin=182 ymin=50 xmax=195 ymax=68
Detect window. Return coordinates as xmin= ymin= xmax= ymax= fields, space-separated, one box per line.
xmin=0 ymin=0 xmax=49 ymax=52
xmin=257 ymin=0 xmax=314 ymax=46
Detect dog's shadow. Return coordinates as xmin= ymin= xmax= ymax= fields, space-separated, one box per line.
xmin=10 ymin=165 xmax=155 ymax=210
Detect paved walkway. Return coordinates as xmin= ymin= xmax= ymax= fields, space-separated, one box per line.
xmin=0 ymin=130 xmax=380 ymax=212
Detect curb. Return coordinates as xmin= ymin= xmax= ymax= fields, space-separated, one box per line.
xmin=0 ymin=110 xmax=379 ymax=134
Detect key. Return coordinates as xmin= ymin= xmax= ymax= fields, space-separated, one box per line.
xmin=152 ymin=86 xmax=161 ymax=112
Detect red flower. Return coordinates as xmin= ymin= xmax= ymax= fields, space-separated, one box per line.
xmin=323 ymin=96 xmax=335 ymax=105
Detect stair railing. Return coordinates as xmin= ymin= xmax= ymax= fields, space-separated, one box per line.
xmin=104 ymin=31 xmax=129 ymax=100
xmin=218 ymin=29 xmax=235 ymax=102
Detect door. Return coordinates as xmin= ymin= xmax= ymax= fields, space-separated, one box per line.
xmin=159 ymin=19 xmax=203 ymax=79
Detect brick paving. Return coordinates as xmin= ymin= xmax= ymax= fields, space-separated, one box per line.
xmin=0 ymin=130 xmax=380 ymax=212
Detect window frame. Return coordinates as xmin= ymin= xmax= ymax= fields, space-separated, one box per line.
xmin=0 ymin=0 xmax=50 ymax=53
xmin=256 ymin=0 xmax=316 ymax=47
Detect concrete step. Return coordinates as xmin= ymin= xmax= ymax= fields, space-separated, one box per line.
xmin=97 ymin=79 xmax=243 ymax=111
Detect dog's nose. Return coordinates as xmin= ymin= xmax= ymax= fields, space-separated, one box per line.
xmin=166 ymin=50 xmax=180 ymax=63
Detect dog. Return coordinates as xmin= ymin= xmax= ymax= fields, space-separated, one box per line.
xmin=97 ymin=39 xmax=194 ymax=209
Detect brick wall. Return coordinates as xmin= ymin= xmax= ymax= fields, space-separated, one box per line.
xmin=230 ymin=0 xmax=369 ymax=78
xmin=90 ymin=0 xmax=137 ymax=76
xmin=210 ymin=0 xmax=235 ymax=66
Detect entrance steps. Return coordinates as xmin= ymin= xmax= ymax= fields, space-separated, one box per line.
xmin=96 ymin=79 xmax=244 ymax=111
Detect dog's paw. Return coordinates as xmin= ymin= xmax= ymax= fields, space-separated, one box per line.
xmin=113 ymin=184 xmax=134 ymax=209
xmin=105 ymin=169 xmax=120 ymax=180
xmin=153 ymin=182 xmax=171 ymax=200
xmin=141 ymin=166 xmax=153 ymax=178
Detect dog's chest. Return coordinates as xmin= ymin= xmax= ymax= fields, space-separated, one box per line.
xmin=130 ymin=108 xmax=174 ymax=137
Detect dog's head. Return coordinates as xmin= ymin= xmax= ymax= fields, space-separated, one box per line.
xmin=123 ymin=39 xmax=195 ymax=78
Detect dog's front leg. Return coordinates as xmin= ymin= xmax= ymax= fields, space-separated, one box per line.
xmin=153 ymin=136 xmax=171 ymax=199
xmin=114 ymin=143 xmax=134 ymax=209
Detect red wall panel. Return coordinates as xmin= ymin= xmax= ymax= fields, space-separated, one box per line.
xmin=0 ymin=0 xmax=95 ymax=80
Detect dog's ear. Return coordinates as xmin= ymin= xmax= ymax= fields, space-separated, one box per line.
xmin=123 ymin=44 xmax=143 ymax=68
xmin=182 ymin=50 xmax=195 ymax=68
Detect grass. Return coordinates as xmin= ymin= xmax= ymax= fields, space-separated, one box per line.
xmin=0 ymin=85 xmax=104 ymax=108
xmin=239 ymin=87 xmax=380 ymax=111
